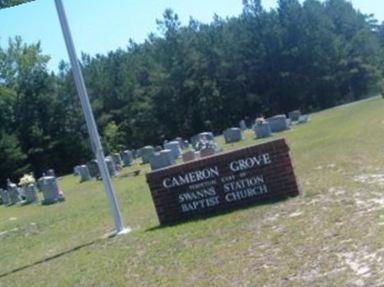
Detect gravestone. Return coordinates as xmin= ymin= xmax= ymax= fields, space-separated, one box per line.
xmin=47 ymin=169 xmax=55 ymax=177
xmin=18 ymin=186 xmax=25 ymax=200
xmin=223 ymin=128 xmax=243 ymax=144
xmin=173 ymin=137 xmax=189 ymax=150
xmin=73 ymin=165 xmax=82 ymax=176
xmin=149 ymin=149 xmax=176 ymax=171
xmin=8 ymin=183 xmax=20 ymax=205
xmin=87 ymin=160 xmax=99 ymax=178
xmin=191 ymin=132 xmax=221 ymax=153
xmin=24 ymin=184 xmax=38 ymax=203
xmin=254 ymin=122 xmax=272 ymax=138
xmin=200 ymin=147 xmax=216 ymax=158
xmin=0 ymin=188 xmax=10 ymax=206
xmin=155 ymin=146 xmax=163 ymax=152
xmin=298 ymin=115 xmax=310 ymax=124
xmin=239 ymin=120 xmax=247 ymax=131
xmin=37 ymin=177 xmax=44 ymax=192
xmin=40 ymin=176 xmax=62 ymax=204
xmin=182 ymin=150 xmax=198 ymax=163
xmin=140 ymin=146 xmax=155 ymax=164
xmin=199 ymin=132 xmax=214 ymax=141
xmin=164 ymin=141 xmax=182 ymax=159
xmin=112 ymin=153 xmax=123 ymax=168
xmin=105 ymin=157 xmax=118 ymax=176
xmin=191 ymin=132 xmax=215 ymax=148
xmin=79 ymin=165 xmax=92 ymax=182
xmin=288 ymin=110 xmax=301 ymax=122
xmin=121 ymin=150 xmax=134 ymax=167
xmin=266 ymin=115 xmax=290 ymax=132
xmin=146 ymin=138 xmax=299 ymax=225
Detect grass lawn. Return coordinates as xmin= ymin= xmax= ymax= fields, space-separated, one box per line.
xmin=1 ymin=97 xmax=384 ymax=286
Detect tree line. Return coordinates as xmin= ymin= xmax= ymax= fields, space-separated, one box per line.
xmin=1 ymin=0 xmax=384 ymax=185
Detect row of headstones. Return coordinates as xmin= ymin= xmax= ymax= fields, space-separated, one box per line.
xmin=0 ymin=176 xmax=64 ymax=207
xmin=141 ymin=111 xmax=309 ymax=171
xmin=73 ymin=150 xmax=135 ymax=183
xmin=72 ymin=110 xmax=310 ymax=174
xmin=140 ymin=132 xmax=223 ymax=171
xmin=239 ymin=110 xmax=310 ymax=139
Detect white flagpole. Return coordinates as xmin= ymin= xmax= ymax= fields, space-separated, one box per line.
xmin=54 ymin=0 xmax=130 ymax=235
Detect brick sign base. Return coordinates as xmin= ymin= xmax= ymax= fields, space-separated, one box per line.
xmin=146 ymin=139 xmax=299 ymax=225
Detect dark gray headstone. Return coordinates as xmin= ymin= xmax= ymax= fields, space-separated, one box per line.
xmin=288 ymin=110 xmax=301 ymax=122
xmin=173 ymin=137 xmax=188 ymax=150
xmin=200 ymin=147 xmax=216 ymax=158
xmin=40 ymin=176 xmax=62 ymax=204
xmin=73 ymin=165 xmax=82 ymax=176
xmin=112 ymin=153 xmax=123 ymax=168
xmin=223 ymin=128 xmax=243 ymax=144
xmin=239 ymin=120 xmax=247 ymax=131
xmin=47 ymin=169 xmax=55 ymax=177
xmin=0 ymin=188 xmax=10 ymax=206
xmin=8 ymin=183 xmax=20 ymax=205
xmin=24 ymin=184 xmax=38 ymax=203
xmin=266 ymin=115 xmax=290 ymax=132
xmin=182 ymin=150 xmax=198 ymax=163
xmin=121 ymin=150 xmax=134 ymax=167
xmin=164 ymin=141 xmax=182 ymax=159
xmin=87 ymin=160 xmax=99 ymax=178
xmin=140 ymin=146 xmax=155 ymax=164
xmin=105 ymin=157 xmax=118 ymax=176
xmin=149 ymin=149 xmax=175 ymax=170
xmin=298 ymin=114 xmax=310 ymax=124
xmin=155 ymin=146 xmax=163 ymax=152
xmin=79 ymin=165 xmax=92 ymax=182
xmin=254 ymin=122 xmax=272 ymax=138
xmin=132 ymin=149 xmax=138 ymax=159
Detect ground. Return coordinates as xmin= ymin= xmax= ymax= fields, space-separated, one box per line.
xmin=1 ymin=97 xmax=384 ymax=287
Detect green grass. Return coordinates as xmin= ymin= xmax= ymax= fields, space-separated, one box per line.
xmin=1 ymin=96 xmax=384 ymax=286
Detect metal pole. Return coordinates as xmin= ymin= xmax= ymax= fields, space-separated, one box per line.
xmin=54 ymin=0 xmax=129 ymax=235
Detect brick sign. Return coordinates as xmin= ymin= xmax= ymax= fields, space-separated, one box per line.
xmin=146 ymin=138 xmax=299 ymax=225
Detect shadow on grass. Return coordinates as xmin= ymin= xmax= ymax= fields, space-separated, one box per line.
xmin=146 ymin=195 xmax=296 ymax=232
xmin=0 ymin=238 xmax=102 ymax=279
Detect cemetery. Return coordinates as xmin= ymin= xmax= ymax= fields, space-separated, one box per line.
xmin=1 ymin=97 xmax=384 ymax=286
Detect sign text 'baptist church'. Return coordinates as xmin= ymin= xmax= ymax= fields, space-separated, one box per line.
xmin=146 ymin=139 xmax=299 ymax=225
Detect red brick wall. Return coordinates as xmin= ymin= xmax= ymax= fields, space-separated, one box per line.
xmin=146 ymin=138 xmax=299 ymax=225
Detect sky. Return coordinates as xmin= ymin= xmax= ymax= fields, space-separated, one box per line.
xmin=1 ymin=0 xmax=383 ymax=72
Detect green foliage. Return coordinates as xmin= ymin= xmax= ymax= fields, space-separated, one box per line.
xmin=0 ymin=130 xmax=28 ymax=183
xmin=0 ymin=0 xmax=35 ymax=9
